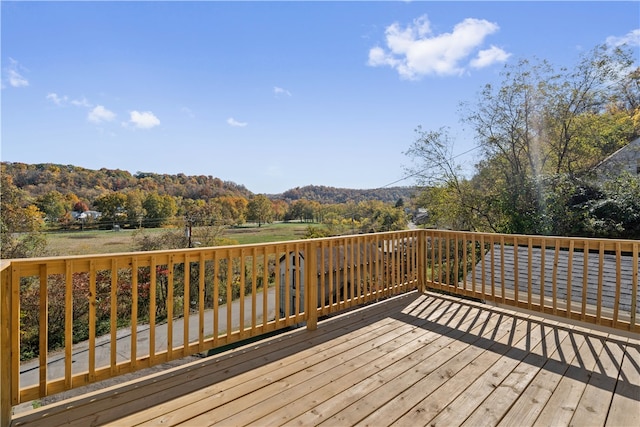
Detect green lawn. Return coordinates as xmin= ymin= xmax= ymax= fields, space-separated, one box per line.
xmin=45 ymin=222 xmax=318 ymax=256
xmin=223 ymin=222 xmax=312 ymax=245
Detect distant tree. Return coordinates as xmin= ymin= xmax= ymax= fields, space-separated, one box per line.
xmin=271 ymin=199 xmax=288 ymax=222
xmin=246 ymin=195 xmax=274 ymax=227
xmin=286 ymin=199 xmax=318 ymax=222
xmin=142 ymin=192 xmax=177 ymax=227
xmin=94 ymin=192 xmax=128 ymax=226
xmin=125 ymin=190 xmax=146 ymax=228
xmin=215 ymin=196 xmax=248 ymax=226
xmin=1 ymin=172 xmax=48 ymax=258
xmin=73 ymin=201 xmax=89 ymax=213
xmin=36 ymin=190 xmax=68 ymax=223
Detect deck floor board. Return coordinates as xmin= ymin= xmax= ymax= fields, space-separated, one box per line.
xmin=11 ymin=291 xmax=639 ymax=427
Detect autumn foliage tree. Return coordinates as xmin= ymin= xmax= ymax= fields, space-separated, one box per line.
xmin=408 ymin=43 xmax=639 ymax=237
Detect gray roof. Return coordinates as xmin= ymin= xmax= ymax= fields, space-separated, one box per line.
xmin=469 ymin=244 xmax=639 ymax=314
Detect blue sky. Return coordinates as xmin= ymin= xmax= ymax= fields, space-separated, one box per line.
xmin=2 ymin=1 xmax=639 ymax=194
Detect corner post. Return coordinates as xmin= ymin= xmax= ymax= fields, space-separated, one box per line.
xmin=1 ymin=261 xmax=13 ymax=427
xmin=306 ymin=241 xmax=318 ymax=331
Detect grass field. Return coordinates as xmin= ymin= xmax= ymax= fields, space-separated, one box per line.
xmin=45 ymin=222 xmax=317 ymax=256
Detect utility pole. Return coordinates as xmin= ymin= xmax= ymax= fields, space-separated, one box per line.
xmin=185 ymin=216 xmax=192 ymax=248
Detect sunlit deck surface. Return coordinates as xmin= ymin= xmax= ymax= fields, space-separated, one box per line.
xmin=12 ymin=291 xmax=639 ymax=427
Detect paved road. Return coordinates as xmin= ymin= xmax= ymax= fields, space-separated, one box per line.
xmin=20 ymin=287 xmax=277 ymax=388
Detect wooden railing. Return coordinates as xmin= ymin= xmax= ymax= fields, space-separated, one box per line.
xmin=0 ymin=230 xmax=421 ymax=424
xmin=1 ymin=229 xmax=638 ymax=425
xmin=423 ymin=230 xmax=639 ymax=332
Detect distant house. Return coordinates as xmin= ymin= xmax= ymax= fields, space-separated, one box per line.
xmin=71 ymin=210 xmax=102 ymax=221
xmin=594 ymin=137 xmax=640 ymax=181
xmin=467 ymin=244 xmax=639 ymax=316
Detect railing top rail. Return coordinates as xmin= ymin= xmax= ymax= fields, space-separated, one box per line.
xmin=424 ymin=228 xmax=640 ymax=244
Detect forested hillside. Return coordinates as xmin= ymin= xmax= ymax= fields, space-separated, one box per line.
xmin=1 ymin=162 xmax=253 ymax=202
xmin=278 ymin=185 xmax=416 ymax=204
xmin=1 ymin=162 xmax=413 ymax=258
xmin=2 ymin=162 xmax=415 ymax=205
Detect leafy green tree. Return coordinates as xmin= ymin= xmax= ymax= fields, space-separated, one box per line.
xmin=409 ymin=43 xmax=638 ymax=235
xmin=142 ymin=192 xmax=178 ymax=227
xmin=36 ymin=190 xmax=68 ymax=223
xmin=125 ymin=190 xmax=146 ymax=227
xmin=94 ymin=192 xmax=128 ymax=226
xmin=246 ymin=194 xmax=274 ymax=227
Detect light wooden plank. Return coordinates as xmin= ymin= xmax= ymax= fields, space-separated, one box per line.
xmin=570 ymin=335 xmax=628 ymax=426
xmin=458 ymin=320 xmax=566 ymax=427
xmin=496 ymin=326 xmax=587 ymax=427
xmin=392 ymin=318 xmax=559 ymax=427
xmin=315 ymin=308 xmax=526 ymax=427
xmin=533 ymin=326 xmax=607 ymax=426
xmin=145 ymin=297 xmax=455 ymax=427
xmin=216 ymin=300 xmax=484 ymax=427
xmin=605 ymin=339 xmax=640 ymax=426
xmin=238 ymin=297 xmax=505 ymax=427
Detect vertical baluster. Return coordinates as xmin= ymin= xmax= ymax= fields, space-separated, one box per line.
xmin=540 ymin=238 xmax=546 ymax=311
xmin=262 ymin=249 xmax=268 ymax=329
xmin=581 ymin=242 xmax=589 ymax=322
xmin=596 ymin=242 xmax=605 ymax=324
xmin=251 ymin=248 xmax=257 ymax=330
xmin=65 ymin=261 xmax=73 ymax=388
xmin=184 ymin=254 xmax=191 ymax=354
xmin=513 ymin=237 xmax=519 ymax=305
xmin=567 ymin=241 xmax=574 ymax=319
xmin=131 ymin=257 xmax=138 ymax=369
xmin=613 ymin=242 xmax=622 ymax=326
xmin=199 ymin=252 xmax=206 ymax=352
xmin=226 ymin=250 xmax=233 ymax=334
xmin=552 ymin=240 xmax=560 ymax=315
xmin=527 ymin=238 xmax=533 ymax=310
xmin=239 ymin=249 xmax=245 ymax=336
xmin=149 ymin=256 xmax=156 ymax=361
xmin=110 ymin=259 xmax=117 ymax=375
xmin=213 ymin=251 xmax=219 ymax=346
xmin=38 ymin=264 xmax=48 ymax=397
xmin=167 ymin=255 xmax=174 ymax=358
xmin=500 ymin=236 xmax=505 ymax=304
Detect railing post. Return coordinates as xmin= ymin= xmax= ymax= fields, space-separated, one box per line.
xmin=418 ymin=230 xmax=426 ymax=293
xmin=306 ymin=241 xmax=318 ymax=331
xmin=1 ymin=261 xmax=13 ymax=427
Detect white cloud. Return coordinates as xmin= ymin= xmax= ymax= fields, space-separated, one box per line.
xmin=46 ymin=92 xmax=68 ymax=105
xmin=71 ymin=97 xmax=91 ymax=108
xmin=470 ymin=45 xmax=511 ymax=68
xmin=606 ymin=29 xmax=640 ymax=47
xmin=47 ymin=93 xmax=92 ymax=108
xmin=274 ymin=86 xmax=292 ymax=97
xmin=88 ymin=105 xmax=116 ymax=123
xmin=5 ymin=58 xmax=29 ymax=87
xmin=368 ymin=15 xmax=509 ymax=79
xmin=227 ymin=117 xmax=248 ymax=127
xmin=128 ymin=110 xmax=160 ymax=129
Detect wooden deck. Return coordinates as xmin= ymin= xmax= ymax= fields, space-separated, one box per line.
xmin=11 ymin=291 xmax=640 ymax=427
